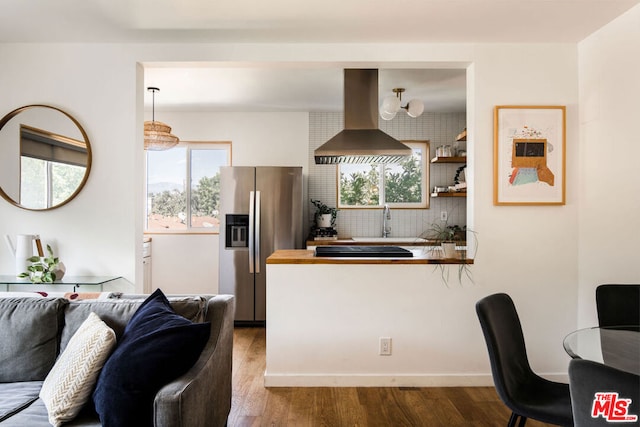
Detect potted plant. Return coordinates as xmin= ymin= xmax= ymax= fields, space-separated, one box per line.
xmin=18 ymin=244 xmax=65 ymax=283
xmin=311 ymin=199 xmax=338 ymax=228
xmin=421 ymin=223 xmax=465 ymax=259
xmin=419 ymin=221 xmax=477 ymax=286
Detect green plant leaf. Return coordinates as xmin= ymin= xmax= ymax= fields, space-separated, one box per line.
xmin=27 ymin=256 xmax=40 ymax=262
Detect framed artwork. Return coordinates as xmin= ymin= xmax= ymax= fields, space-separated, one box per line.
xmin=493 ymin=106 xmax=566 ymax=205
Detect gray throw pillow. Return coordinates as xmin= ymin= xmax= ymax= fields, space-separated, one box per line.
xmin=0 ymin=298 xmax=68 ymax=382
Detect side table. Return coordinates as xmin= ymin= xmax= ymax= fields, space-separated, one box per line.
xmin=0 ymin=275 xmax=130 ymax=293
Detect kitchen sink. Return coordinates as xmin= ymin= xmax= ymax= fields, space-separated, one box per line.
xmin=315 ymin=246 xmax=413 ymax=258
xmin=351 ymin=237 xmax=428 ymax=244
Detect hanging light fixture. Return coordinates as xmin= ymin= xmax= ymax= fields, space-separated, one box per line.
xmin=379 ymin=88 xmax=425 ymax=120
xmin=144 ymin=87 xmax=179 ymax=151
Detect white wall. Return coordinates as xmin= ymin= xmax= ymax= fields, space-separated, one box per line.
xmin=0 ymin=44 xmax=141 ymax=289
xmin=145 ymin=111 xmax=309 ymax=294
xmin=266 ymin=263 xmax=569 ymax=386
xmin=577 ymin=5 xmax=640 ymax=327
xmin=0 ymin=39 xmax=590 ymax=379
xmin=471 ymin=43 xmax=581 ymax=375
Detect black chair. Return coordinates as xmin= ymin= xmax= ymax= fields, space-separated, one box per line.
xmin=596 ymin=284 xmax=640 ymax=330
xmin=476 ymin=293 xmax=574 ymax=427
xmin=568 ymin=359 xmax=640 ymax=426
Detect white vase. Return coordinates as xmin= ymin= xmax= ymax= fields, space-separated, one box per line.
xmin=317 ymin=214 xmax=332 ymax=228
xmin=442 ymin=242 xmax=457 ymax=259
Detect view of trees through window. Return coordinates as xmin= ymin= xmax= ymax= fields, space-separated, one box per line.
xmin=338 ymin=141 xmax=429 ymax=208
xmin=146 ymin=142 xmax=230 ymax=231
xmin=20 ymin=157 xmax=85 ymax=209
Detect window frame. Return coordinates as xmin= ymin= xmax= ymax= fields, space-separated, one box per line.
xmin=144 ymin=141 xmax=232 ymax=234
xmin=336 ymin=140 xmax=429 ymax=209
xmin=20 ymin=156 xmax=85 ymax=209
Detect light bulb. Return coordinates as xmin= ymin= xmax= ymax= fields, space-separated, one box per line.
xmin=406 ymin=99 xmax=424 ymax=118
xmin=380 ymin=95 xmax=401 ymax=115
xmin=380 ymin=108 xmax=397 ymax=120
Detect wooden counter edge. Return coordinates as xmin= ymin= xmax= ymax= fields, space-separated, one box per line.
xmin=267 ymin=250 xmax=474 ymax=265
xmin=305 ymin=239 xmax=448 ymax=246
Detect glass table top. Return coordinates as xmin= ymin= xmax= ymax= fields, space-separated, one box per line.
xmin=0 ymin=275 xmax=123 ymax=286
xmin=564 ymin=326 xmax=640 ymax=375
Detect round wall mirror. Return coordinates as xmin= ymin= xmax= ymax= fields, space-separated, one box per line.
xmin=0 ymin=105 xmax=92 ymax=211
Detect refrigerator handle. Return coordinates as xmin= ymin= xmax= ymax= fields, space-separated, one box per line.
xmin=254 ymin=190 xmax=261 ymax=273
xmin=249 ymin=191 xmax=255 ymax=273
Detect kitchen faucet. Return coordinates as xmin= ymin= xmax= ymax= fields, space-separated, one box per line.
xmin=382 ymin=204 xmax=391 ymax=238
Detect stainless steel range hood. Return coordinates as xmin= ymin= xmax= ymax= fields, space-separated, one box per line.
xmin=314 ymin=69 xmax=412 ymax=165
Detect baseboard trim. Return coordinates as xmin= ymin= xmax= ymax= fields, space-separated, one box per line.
xmin=264 ymin=373 xmax=493 ymax=387
xmin=263 ymin=372 xmax=570 ymax=387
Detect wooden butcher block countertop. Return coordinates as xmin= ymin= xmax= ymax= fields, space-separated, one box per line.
xmin=266 ymin=249 xmax=473 ymax=265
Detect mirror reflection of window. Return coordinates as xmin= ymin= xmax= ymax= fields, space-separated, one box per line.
xmin=20 ymin=158 xmax=85 ymax=209
xmin=19 ymin=125 xmax=87 ymax=209
xmin=0 ymin=105 xmax=91 ymax=210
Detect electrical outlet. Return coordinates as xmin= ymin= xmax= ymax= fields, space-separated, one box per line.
xmin=379 ymin=337 xmax=392 ymax=356
xmin=440 ymin=211 xmax=448 ymax=221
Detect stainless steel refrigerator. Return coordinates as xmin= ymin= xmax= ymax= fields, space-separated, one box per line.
xmin=219 ymin=166 xmax=303 ymax=324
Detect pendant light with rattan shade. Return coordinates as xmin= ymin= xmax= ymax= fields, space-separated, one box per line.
xmin=144 ymin=87 xmax=179 ymax=151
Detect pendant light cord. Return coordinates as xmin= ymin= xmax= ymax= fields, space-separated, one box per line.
xmin=147 ymin=87 xmax=159 ymax=123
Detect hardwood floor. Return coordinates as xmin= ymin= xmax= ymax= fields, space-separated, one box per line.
xmin=229 ymin=327 xmax=556 ymax=427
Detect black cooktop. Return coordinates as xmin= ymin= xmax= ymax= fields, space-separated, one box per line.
xmin=315 ymin=246 xmax=413 ymax=258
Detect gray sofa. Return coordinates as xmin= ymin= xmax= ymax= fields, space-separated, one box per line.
xmin=0 ymin=293 xmax=234 ymax=426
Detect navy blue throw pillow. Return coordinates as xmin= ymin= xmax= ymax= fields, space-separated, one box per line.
xmin=93 ymin=289 xmax=210 ymax=427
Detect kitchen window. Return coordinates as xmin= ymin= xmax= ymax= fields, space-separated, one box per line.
xmin=145 ymin=141 xmax=231 ymax=233
xmin=337 ymin=140 xmax=429 ymax=209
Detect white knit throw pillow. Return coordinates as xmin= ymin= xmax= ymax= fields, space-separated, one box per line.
xmin=40 ymin=312 xmax=116 ymax=427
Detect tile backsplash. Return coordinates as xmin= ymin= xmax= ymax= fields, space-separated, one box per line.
xmin=308 ymin=111 xmax=467 ymax=238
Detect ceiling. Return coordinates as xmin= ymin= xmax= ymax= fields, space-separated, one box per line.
xmin=2 ymin=0 xmax=637 ymax=44
xmin=144 ymin=66 xmax=468 ymax=113
xmin=3 ymin=0 xmax=637 ymax=113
